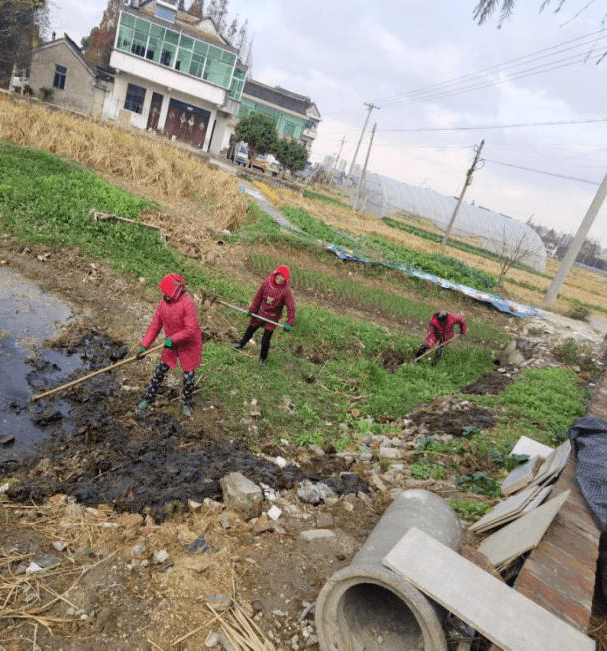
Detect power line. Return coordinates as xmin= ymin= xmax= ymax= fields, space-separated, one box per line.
xmin=382 ymin=51 xmax=603 ymax=107
xmin=372 ymin=29 xmax=607 ymax=108
xmin=373 ymin=29 xmax=607 ymax=105
xmin=484 ymin=158 xmax=600 ymax=184
xmin=380 ymin=117 xmax=607 ymax=132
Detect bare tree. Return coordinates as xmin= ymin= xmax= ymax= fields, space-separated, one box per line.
xmin=474 ymin=0 xmax=605 ymax=26
xmin=207 ymin=0 xmax=229 ymax=35
xmin=493 ymin=226 xmax=546 ymax=291
xmin=188 ymin=0 xmax=205 ymax=19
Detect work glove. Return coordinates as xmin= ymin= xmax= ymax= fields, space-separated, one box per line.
xmin=136 ymin=346 xmax=147 ymax=359
xmin=164 ymin=337 xmax=173 ymax=348
xmin=415 ymin=344 xmax=428 ymax=359
xmin=283 ymin=324 xmax=292 ymax=332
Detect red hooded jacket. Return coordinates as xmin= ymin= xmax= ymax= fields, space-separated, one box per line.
xmin=141 ymin=292 xmax=202 ymax=372
xmin=249 ymin=269 xmax=296 ymax=332
xmin=424 ymin=312 xmax=467 ymax=348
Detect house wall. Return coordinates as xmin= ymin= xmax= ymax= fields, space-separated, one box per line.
xmin=29 ymin=42 xmax=95 ymax=114
xmin=104 ymin=73 xmax=229 ymax=152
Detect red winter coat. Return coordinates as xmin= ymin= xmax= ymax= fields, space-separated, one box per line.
xmin=249 ymin=272 xmax=296 ymax=332
xmin=424 ymin=312 xmax=467 ymax=348
xmin=140 ymin=293 xmax=202 ymax=372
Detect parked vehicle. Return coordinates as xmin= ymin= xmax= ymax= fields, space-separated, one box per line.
xmin=230 ymin=141 xmax=278 ymax=176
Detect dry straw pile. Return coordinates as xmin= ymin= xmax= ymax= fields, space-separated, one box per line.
xmin=0 ymin=94 xmax=247 ymax=234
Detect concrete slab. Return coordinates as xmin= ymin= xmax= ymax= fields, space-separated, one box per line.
xmin=511 ymin=435 xmax=553 ymax=459
xmin=478 ymin=490 xmax=570 ymax=570
xmin=383 ymin=527 xmax=595 ymax=651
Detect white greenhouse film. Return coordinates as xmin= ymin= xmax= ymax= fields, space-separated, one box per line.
xmin=360 ymin=173 xmax=546 ymax=273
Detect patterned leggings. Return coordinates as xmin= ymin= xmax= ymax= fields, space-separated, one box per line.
xmin=141 ymin=363 xmax=196 ymax=407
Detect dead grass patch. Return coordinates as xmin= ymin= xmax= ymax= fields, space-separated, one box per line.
xmin=0 ymin=94 xmax=247 ymax=235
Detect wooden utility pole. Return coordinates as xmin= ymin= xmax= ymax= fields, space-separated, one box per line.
xmin=543 ymin=172 xmax=607 ymax=307
xmin=442 ymin=139 xmax=485 ymax=247
xmin=348 ymin=102 xmax=379 ymax=177
xmin=354 ymin=123 xmax=376 ymax=212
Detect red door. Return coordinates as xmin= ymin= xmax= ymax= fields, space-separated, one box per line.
xmin=164 ymin=99 xmax=210 ymax=149
xmin=146 ymin=92 xmax=163 ymax=131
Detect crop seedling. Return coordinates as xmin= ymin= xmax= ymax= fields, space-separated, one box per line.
xmin=449 ymin=499 xmax=491 ymax=522
xmin=456 ymin=472 xmax=501 ymax=497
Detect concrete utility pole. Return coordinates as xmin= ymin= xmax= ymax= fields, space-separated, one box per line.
xmin=332 ymin=136 xmax=346 ymax=174
xmin=348 ymin=102 xmax=379 ymax=177
xmin=441 ymin=139 xmax=485 ymax=247
xmin=354 ymin=123 xmax=376 ymax=212
xmin=543 ymin=172 xmax=607 ymax=308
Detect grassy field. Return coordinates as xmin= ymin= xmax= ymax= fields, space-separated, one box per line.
xmin=0 ymin=96 xmax=598 ymax=494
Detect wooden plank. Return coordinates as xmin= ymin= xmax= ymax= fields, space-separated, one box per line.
xmin=478 ymin=490 xmax=570 ymax=568
xmin=383 ymin=527 xmax=595 ymax=651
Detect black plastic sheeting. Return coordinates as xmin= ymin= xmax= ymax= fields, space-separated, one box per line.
xmin=569 ymin=415 xmax=607 ymax=531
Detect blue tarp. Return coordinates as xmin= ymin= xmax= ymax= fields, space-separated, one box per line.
xmin=240 ymin=184 xmax=542 ymax=319
xmin=326 ymin=244 xmax=543 ymax=318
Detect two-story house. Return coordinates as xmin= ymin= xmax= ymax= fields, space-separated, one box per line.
xmin=239 ymin=79 xmax=321 ymax=154
xmin=103 ymin=0 xmax=247 ymax=153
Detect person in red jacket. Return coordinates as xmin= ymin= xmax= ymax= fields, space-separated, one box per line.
xmin=137 ymin=273 xmax=202 ymax=416
xmin=232 ymin=265 xmax=295 ymax=367
xmin=415 ymin=310 xmax=467 ymax=364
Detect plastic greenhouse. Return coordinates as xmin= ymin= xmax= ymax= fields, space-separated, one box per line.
xmin=358 ymin=173 xmax=547 ymax=273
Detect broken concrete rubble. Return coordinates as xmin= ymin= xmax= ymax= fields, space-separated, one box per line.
xmin=219 ymin=471 xmax=263 ymax=520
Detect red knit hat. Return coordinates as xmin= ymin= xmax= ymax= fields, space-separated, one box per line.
xmin=159 ymin=273 xmax=185 ymax=299
xmin=274 ymin=265 xmax=290 ymax=281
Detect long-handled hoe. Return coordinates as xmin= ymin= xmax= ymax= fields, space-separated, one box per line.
xmin=30 ymin=342 xmax=165 ymax=402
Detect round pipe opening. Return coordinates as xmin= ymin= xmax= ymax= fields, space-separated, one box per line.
xmin=339 ymin=582 xmax=423 ymax=649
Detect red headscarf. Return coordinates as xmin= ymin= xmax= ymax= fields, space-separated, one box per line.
xmin=274 ymin=265 xmax=290 ymax=282
xmin=159 ymin=273 xmax=185 ymax=300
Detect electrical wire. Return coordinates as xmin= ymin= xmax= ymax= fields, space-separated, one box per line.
xmin=483 ymin=157 xmax=601 ymax=184
xmin=379 ymin=117 xmax=607 ymax=132
xmin=371 ymin=29 xmax=607 ymax=108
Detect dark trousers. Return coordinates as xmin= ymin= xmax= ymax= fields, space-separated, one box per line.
xmin=239 ymin=324 xmax=274 ymax=361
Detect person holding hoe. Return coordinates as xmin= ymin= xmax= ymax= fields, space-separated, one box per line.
xmin=232 ymin=265 xmax=295 ymax=367
xmin=415 ymin=310 xmax=467 ymax=365
xmin=137 ymin=273 xmax=202 ymax=417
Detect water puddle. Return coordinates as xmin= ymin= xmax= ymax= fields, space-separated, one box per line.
xmin=0 ymin=268 xmax=73 ymax=461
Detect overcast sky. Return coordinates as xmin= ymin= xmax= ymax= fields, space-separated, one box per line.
xmin=50 ymin=0 xmax=607 ymax=247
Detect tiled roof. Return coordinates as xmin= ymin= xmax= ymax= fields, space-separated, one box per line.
xmin=243 ymin=79 xmax=315 ymax=116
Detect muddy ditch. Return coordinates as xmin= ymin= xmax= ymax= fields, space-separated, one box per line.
xmin=2 ymin=330 xmax=368 ymax=521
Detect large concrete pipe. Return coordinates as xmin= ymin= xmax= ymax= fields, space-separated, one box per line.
xmin=315 ymin=489 xmax=463 ymax=651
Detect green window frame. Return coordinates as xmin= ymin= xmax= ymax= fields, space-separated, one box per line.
xmin=117 ymin=25 xmax=133 ymax=52
xmin=116 ymin=12 xmax=239 ymax=84
xmin=175 ymin=47 xmax=192 ymax=72
xmin=189 ymin=52 xmax=205 ymax=78
xmin=146 ymin=36 xmax=160 ymax=62
xmin=179 ymin=34 xmax=194 ymax=50
xmin=160 ymin=42 xmax=177 ymax=67
xmin=120 ymin=13 xmax=135 ymax=28
xmin=164 ymin=29 xmax=179 ymax=45
xmin=203 ymin=59 xmax=231 ymax=87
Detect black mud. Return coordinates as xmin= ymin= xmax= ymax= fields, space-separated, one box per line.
xmin=2 ymin=331 xmax=368 ymax=520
